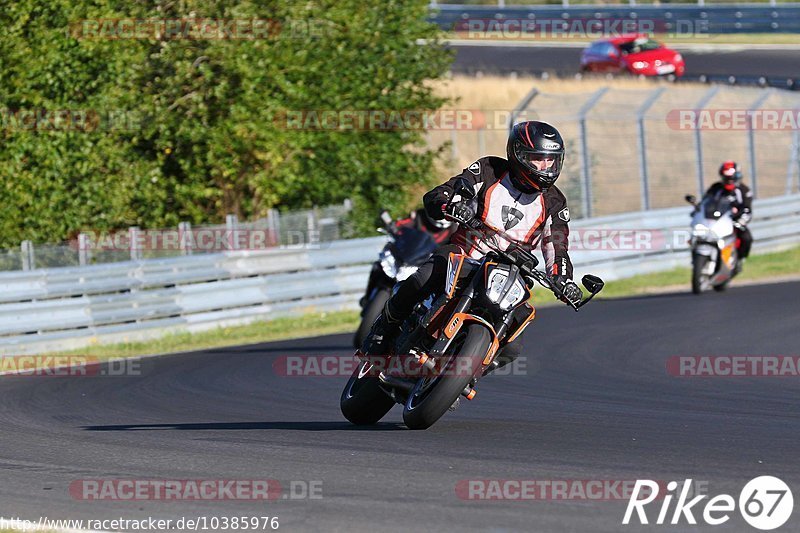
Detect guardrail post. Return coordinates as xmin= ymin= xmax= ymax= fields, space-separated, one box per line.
xmin=21 ymin=240 xmax=35 ymax=271
xmin=273 ymin=209 xmax=284 ymax=246
xmin=178 ymin=221 xmax=193 ymax=255
xmin=129 ymin=226 xmax=142 ymax=261
xmin=266 ymin=209 xmax=279 ymax=246
xmin=226 ymin=214 xmax=239 ymax=250
xmin=747 ymin=89 xmax=773 ymax=199
xmin=787 ymin=128 xmax=800 ymax=195
xmin=508 ymin=87 xmax=539 ymax=131
xmin=636 ymin=87 xmax=666 ymax=211
xmin=578 ymin=87 xmax=609 ymax=219
xmin=692 ymin=86 xmax=720 ymax=198
xmin=78 ymin=233 xmax=91 ymax=266
xmin=307 ymin=207 xmax=319 ymax=246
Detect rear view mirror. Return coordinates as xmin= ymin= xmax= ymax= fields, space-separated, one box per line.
xmin=380 ymin=210 xmax=392 ymax=226
xmin=454 ymin=178 xmax=476 ymax=200
xmin=581 ymin=274 xmax=604 ymax=295
xmin=685 ymin=195 xmax=697 ymax=205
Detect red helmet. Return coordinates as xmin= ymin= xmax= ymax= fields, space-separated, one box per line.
xmin=719 ymin=161 xmax=742 ymax=190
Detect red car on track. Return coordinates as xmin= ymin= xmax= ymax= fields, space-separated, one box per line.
xmin=580 ymin=35 xmax=685 ymax=77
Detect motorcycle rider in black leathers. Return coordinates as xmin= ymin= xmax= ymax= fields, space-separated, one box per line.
xmin=701 ymin=160 xmax=753 ymax=270
xmin=361 ymin=120 xmax=582 ymax=368
xmin=358 ymin=208 xmax=456 ymax=309
xmin=396 ymin=208 xmax=456 ymax=245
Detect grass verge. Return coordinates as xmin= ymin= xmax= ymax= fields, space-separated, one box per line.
xmin=49 ymin=311 xmax=361 ymax=360
xmin=598 ymin=244 xmax=800 ymax=298
xmin=32 ymin=245 xmax=800 ymax=361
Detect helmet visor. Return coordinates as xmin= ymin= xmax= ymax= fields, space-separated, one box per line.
xmin=515 ymin=143 xmax=564 ymax=179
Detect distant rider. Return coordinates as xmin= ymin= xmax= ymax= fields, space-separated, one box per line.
xmin=701 ymin=161 xmax=753 ymax=270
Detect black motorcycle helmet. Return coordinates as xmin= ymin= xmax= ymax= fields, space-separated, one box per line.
xmin=506 ymin=120 xmax=565 ymax=193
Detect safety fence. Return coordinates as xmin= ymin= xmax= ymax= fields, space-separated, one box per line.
xmin=0 ymin=200 xmax=353 ymax=272
xmin=1 ymin=194 xmax=798 ymax=355
xmin=431 ymin=84 xmax=800 ymax=218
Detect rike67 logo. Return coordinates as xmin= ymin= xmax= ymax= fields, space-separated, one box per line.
xmin=623 ymin=477 xmax=793 ymax=530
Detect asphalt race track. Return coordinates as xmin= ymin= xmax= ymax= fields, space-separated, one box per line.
xmin=1 ymin=281 xmax=799 ymax=532
xmin=450 ymin=44 xmax=800 ymax=80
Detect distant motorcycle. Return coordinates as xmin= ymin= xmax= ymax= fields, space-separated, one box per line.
xmin=353 ymin=211 xmax=438 ymax=349
xmin=342 ymin=180 xmax=604 ymax=430
xmin=685 ymin=194 xmax=742 ymax=294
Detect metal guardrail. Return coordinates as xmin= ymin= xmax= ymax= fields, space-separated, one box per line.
xmin=1 ymin=195 xmax=798 ymax=355
xmin=432 ymin=4 xmax=800 ymax=33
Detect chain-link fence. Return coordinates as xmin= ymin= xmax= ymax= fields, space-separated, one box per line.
xmin=432 ymin=83 xmax=800 ymax=219
xmin=1 ymin=201 xmax=354 ymax=272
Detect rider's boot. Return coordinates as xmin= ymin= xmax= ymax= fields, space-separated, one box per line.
xmin=360 ymin=301 xmax=403 ymax=356
xmin=734 ymin=257 xmax=745 ymax=276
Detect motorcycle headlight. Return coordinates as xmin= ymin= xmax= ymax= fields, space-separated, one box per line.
xmin=487 ymin=268 xmax=526 ymax=311
xmin=692 ymin=224 xmax=711 ymax=238
xmin=379 ymin=250 xmax=397 ymax=278
xmin=500 ymin=281 xmax=526 ymax=310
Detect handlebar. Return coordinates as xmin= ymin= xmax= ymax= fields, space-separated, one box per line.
xmin=445 ymin=187 xmax=602 ymax=312
xmin=445 ymin=207 xmax=595 ymax=312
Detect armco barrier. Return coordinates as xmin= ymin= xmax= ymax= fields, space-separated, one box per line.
xmin=1 ymin=195 xmax=798 ymax=355
xmin=432 ymin=5 xmax=800 ymax=34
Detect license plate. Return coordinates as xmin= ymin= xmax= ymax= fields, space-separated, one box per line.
xmin=656 ymin=64 xmax=675 ymax=75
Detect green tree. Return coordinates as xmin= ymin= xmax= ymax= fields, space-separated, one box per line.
xmin=0 ymin=0 xmax=452 ymax=247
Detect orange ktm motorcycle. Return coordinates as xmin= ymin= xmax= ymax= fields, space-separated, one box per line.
xmin=341 ymin=180 xmax=604 ymax=430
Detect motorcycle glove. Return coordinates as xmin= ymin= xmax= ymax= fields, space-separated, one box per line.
xmin=553 ymin=275 xmax=583 ymax=305
xmin=446 ymin=201 xmax=476 ymax=225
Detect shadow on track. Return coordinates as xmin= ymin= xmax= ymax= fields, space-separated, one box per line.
xmin=81 ymin=421 xmax=404 ymax=432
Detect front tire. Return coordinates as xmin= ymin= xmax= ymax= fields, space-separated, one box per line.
xmin=692 ymin=254 xmax=709 ymax=295
xmin=340 ymin=360 xmax=395 ymax=425
xmin=353 ymin=289 xmax=391 ymax=349
xmin=402 ymin=324 xmax=491 ymax=430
